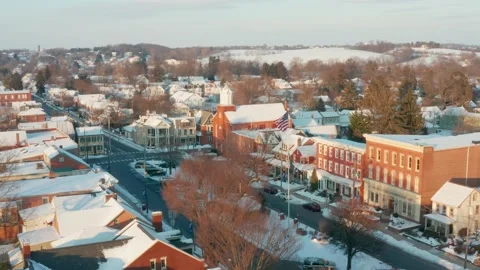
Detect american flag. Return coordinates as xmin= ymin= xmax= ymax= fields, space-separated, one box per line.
xmin=275 ymin=112 xmax=289 ymax=131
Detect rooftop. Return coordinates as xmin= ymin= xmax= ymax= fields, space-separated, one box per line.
xmin=225 ymin=103 xmax=286 ymax=124
xmin=27 ymin=129 xmax=68 ymax=144
xmin=17 ymin=108 xmax=46 ymax=116
xmin=76 ymin=126 xmax=103 ymax=136
xmin=0 ymin=130 xmax=27 ymax=147
xmin=431 ymin=181 xmax=474 ymax=207
xmin=18 ymin=226 xmax=59 ymax=246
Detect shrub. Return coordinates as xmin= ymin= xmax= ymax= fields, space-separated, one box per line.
xmin=374 ymin=206 xmax=382 ymax=212
xmin=454 ymin=244 xmax=465 ymax=254
xmin=392 ymin=213 xmax=399 ymax=218
xmin=418 ymin=227 xmax=425 ymax=232
xmin=440 ymin=235 xmax=447 ymax=243
xmin=458 ymin=228 xmax=468 ymax=238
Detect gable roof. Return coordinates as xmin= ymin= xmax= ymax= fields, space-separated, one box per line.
xmin=431 ymin=181 xmax=474 ymax=207
xmin=199 ymin=110 xmax=213 ymax=125
xmin=18 ymin=226 xmax=60 ymax=246
xmin=225 ymin=103 xmax=286 ymax=124
xmin=43 ymin=145 xmax=89 ymax=168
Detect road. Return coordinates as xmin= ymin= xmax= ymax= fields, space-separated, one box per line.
xmin=37 ymin=97 xmax=453 ymax=270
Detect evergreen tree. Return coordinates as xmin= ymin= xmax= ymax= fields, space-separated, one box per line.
xmin=95 ymin=53 xmax=104 ymax=65
xmin=396 ymin=89 xmax=425 ymax=134
xmin=348 ymin=112 xmax=372 ymax=142
xmin=36 ymin=71 xmax=46 ymax=95
xmin=398 ymin=76 xmax=416 ymax=100
xmin=44 ymin=66 xmax=52 ymax=83
xmin=275 ymin=62 xmax=288 ymax=80
xmin=310 ymin=169 xmax=319 ymax=191
xmin=339 ymin=80 xmax=358 ymax=110
xmin=316 ymin=98 xmax=326 ymax=112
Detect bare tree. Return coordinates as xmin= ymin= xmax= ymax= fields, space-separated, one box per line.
xmin=325 ymin=201 xmax=383 ymax=270
xmin=162 ymin=157 xmax=301 ymax=269
xmin=232 ymin=77 xmax=263 ymax=105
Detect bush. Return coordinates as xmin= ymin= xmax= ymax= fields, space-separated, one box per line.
xmin=458 ymin=228 xmax=468 ymax=238
xmin=422 ymin=230 xmax=440 ymax=239
xmin=392 ymin=213 xmax=399 ymax=218
xmin=418 ymin=227 xmax=425 ymax=232
xmin=440 ymin=235 xmax=447 ymax=243
xmin=454 ymin=244 xmax=465 ymax=254
xmin=375 ymin=206 xmax=382 ymax=212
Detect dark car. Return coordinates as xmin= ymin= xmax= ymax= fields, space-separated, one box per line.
xmin=263 ymin=186 xmax=279 ymax=194
xmin=303 ymin=202 xmax=321 ymax=212
xmin=148 ymin=169 xmax=167 ymax=176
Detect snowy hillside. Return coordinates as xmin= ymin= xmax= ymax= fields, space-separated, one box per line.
xmin=402 ymin=47 xmax=479 ymax=67
xmin=204 ymin=47 xmax=392 ymax=64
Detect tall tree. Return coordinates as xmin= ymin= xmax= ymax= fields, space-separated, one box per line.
xmin=348 ymin=112 xmax=372 ymax=142
xmin=95 ymin=53 xmax=104 ymax=65
xmin=338 ymin=80 xmax=358 ymax=110
xmin=44 ymin=65 xmax=52 ymax=84
xmin=206 ymin=56 xmax=220 ymax=79
xmin=310 ymin=169 xmax=319 ymax=191
xmin=35 ymin=71 xmax=46 ymax=95
xmin=316 ymin=98 xmax=326 ymax=112
xmin=3 ymin=73 xmax=23 ymax=90
xmin=275 ymin=61 xmax=288 ymax=80
xmin=398 ymin=75 xmax=417 ymax=100
xmin=396 ymin=89 xmax=425 ymax=134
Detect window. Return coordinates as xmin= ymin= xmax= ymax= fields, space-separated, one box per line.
xmin=346 ymin=166 xmax=350 ymax=178
xmin=16 ymin=200 xmax=23 ymax=210
xmin=375 ymin=166 xmax=380 ymax=181
xmin=402 ymin=201 xmax=407 ymax=214
xmin=323 ymin=146 xmax=328 ymax=155
xmin=351 ymin=153 xmax=356 ymax=163
xmin=415 ymin=158 xmax=420 ymax=171
xmin=340 ymin=164 xmax=344 ymax=175
xmin=369 ymin=147 xmax=374 ymax=159
xmin=59 ymin=157 xmax=64 ymax=163
xmin=414 ymin=177 xmax=419 ymax=193
xmin=346 ymin=151 xmax=350 ymax=162
xmin=400 ymin=154 xmax=404 ymax=168
xmin=183 ymin=129 xmax=187 ymax=135
xmin=375 ymin=193 xmax=379 ymax=203
xmin=91 ymin=136 xmax=96 ymax=142
xmin=406 ymin=175 xmax=411 ymax=190
xmin=407 ymin=156 xmax=412 ymax=170
xmin=334 ymin=163 xmax=339 ymax=173
xmin=328 ymin=161 xmax=332 ymax=171
xmin=392 ymin=152 xmax=397 ymax=166
xmin=357 ymin=169 xmax=361 ymax=179
xmin=318 ymin=144 xmax=322 ymax=154
xmin=340 ymin=150 xmax=344 ymax=160
xmin=190 ymin=129 xmax=193 ymax=135
xmin=329 ymin=147 xmax=333 ymax=157
xmin=80 ymin=138 xmax=85 ymax=143
xmin=368 ymin=165 xmax=373 ymax=178
xmin=476 ymin=206 xmax=480 ymax=215
xmin=399 ymin=173 xmax=404 ymax=188
xmin=357 ymin=153 xmax=361 ymax=164
xmin=160 ymin=257 xmax=167 ymax=269
xmin=97 ymin=145 xmax=102 ymax=150
xmin=383 ymin=168 xmax=388 ymax=183
xmin=391 ymin=171 xmax=396 ymax=186
xmin=335 ymin=149 xmax=339 ymax=158
xmin=384 ymin=150 xmax=389 ymax=164
xmin=318 ymin=158 xmax=322 ymax=168
xmin=351 ymin=167 xmax=356 ymax=179
xmin=323 ymin=160 xmax=327 ymax=170
xmin=150 ymin=259 xmax=156 ymax=270
xmin=376 ymin=149 xmax=381 ymax=161
xmin=42 ymin=197 xmax=49 ymax=204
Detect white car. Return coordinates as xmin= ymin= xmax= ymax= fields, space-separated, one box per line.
xmin=277 ymin=192 xmax=292 ymax=200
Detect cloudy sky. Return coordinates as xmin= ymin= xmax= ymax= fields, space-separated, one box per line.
xmin=1 ymin=0 xmax=479 ymax=49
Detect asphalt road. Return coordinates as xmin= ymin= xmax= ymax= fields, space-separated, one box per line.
xmin=37 ymin=97 xmax=452 ymax=270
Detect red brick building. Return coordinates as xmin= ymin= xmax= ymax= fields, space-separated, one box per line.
xmin=0 ymin=90 xmax=31 ymax=107
xmin=18 ymin=108 xmax=46 ymax=123
xmin=213 ymin=87 xmax=288 ymax=152
xmin=197 ymin=111 xmax=214 ymax=145
xmin=362 ymin=133 xmax=480 ymax=222
xmin=314 ymin=137 xmax=366 ymax=199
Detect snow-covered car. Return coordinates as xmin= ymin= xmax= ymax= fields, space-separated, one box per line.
xmin=302 ymin=257 xmax=336 ymax=270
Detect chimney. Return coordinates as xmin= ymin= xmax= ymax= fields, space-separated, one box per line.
xmin=16 ymin=133 xmax=20 ymax=146
xmin=22 ymin=241 xmax=31 ymax=268
xmin=297 ymin=137 xmax=301 ymax=146
xmin=151 ymin=211 xmax=163 ymax=232
xmin=105 ymin=192 xmax=117 ymax=202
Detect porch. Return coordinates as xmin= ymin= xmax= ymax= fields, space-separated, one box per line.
xmin=317 ymin=170 xmax=361 ymax=200
xmin=424 ymin=213 xmax=454 ymax=238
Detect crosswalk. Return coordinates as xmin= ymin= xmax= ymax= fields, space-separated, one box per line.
xmin=92 ymin=155 xmax=170 ymax=165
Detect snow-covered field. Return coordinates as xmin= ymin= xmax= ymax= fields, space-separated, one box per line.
xmin=206 ymin=48 xmax=392 ymax=65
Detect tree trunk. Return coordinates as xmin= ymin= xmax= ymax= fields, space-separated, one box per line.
xmin=347 ymin=251 xmax=353 ymax=270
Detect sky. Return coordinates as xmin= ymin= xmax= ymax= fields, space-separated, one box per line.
xmin=1 ymin=0 xmax=480 ymax=50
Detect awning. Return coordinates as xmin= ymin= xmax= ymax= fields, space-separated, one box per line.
xmin=424 ymin=213 xmax=454 ymax=225
xmin=266 ymin=158 xmax=289 ymax=169
xmin=318 ymin=169 xmax=361 ymax=188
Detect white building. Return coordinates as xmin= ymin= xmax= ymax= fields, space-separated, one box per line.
xmin=170 ymin=91 xmax=204 ymax=109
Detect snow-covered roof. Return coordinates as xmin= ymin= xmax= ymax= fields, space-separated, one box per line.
xmin=26 ymin=129 xmax=68 ymax=144
xmin=320 ymin=111 xmax=340 ymax=118
xmin=292 ymin=110 xmax=322 ymax=119
xmin=0 ymin=161 xmax=50 ymax=179
xmin=53 ymin=191 xmax=108 ymax=214
xmin=3 ymin=171 xmax=117 ymax=200
xmin=0 ymin=130 xmax=27 ymax=147
xmin=442 ymin=106 xmax=468 ymax=116
xmin=76 ymin=126 xmax=103 ymax=136
xmin=18 ymin=226 xmax=59 ymax=246
xmin=225 ymin=103 xmax=286 ymax=124
xmin=19 ymin=202 xmax=55 ymax=222
xmin=293 ymin=118 xmax=321 ymax=128
xmin=296 ymin=145 xmax=316 ymax=157
xmin=18 ymin=108 xmax=46 ymax=116
xmin=313 ymin=137 xmax=366 ymax=152
xmin=364 ymin=132 xmax=480 ymax=151
xmin=43 ymin=138 xmax=78 ymax=151
xmin=136 ymin=113 xmax=172 ymax=128
xmin=299 ymin=125 xmax=338 ymax=137
xmin=56 ymin=199 xmax=125 ymax=237
xmin=431 ymin=182 xmax=474 ymax=207
xmin=51 ymin=227 xmax=122 ymax=249
xmin=424 ymin=213 xmax=454 ymax=225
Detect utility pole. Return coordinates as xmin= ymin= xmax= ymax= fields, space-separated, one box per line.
xmin=143 ymin=141 xmax=149 ymax=214
xmin=107 ymin=117 xmax=111 ymax=172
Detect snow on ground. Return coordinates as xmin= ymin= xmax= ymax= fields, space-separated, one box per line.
xmin=275 ymin=192 xmax=307 ymax=205
xmin=250 ymin=181 xmax=264 ymax=189
xmin=402 ymin=230 xmax=441 ymax=247
xmin=388 ymin=216 xmax=420 ymax=231
xmin=82 ymin=154 xmax=107 ymax=159
xmin=374 ymin=231 xmax=464 ymax=270
xmin=295 ymin=190 xmax=328 ymax=204
xmin=443 ymin=247 xmax=476 ymax=263
xmin=268 ymin=180 xmax=304 ymax=191
xmin=270 ymin=210 xmax=390 ymax=270
xmin=0 ymin=244 xmax=14 ymax=255
xmin=413 ymin=47 xmax=480 ymax=56
xmin=205 ymin=48 xmax=392 ymax=65
xmin=128 ymin=160 xmax=177 ymax=182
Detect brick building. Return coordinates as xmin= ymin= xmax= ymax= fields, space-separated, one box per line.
xmin=197 ymin=110 xmax=214 ymax=145
xmin=0 ymin=90 xmax=31 ymax=107
xmin=212 ymin=87 xmax=288 ymax=152
xmin=362 ymin=133 xmax=480 ymax=222
xmin=314 ymin=137 xmax=365 ymax=199
xmin=17 ymin=108 xmax=46 ymax=123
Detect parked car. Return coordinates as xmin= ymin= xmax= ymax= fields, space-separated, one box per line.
xmin=277 ymin=192 xmax=292 ymax=200
xmin=134 ymin=162 xmax=156 ymax=170
xmin=302 ymin=202 xmax=321 ymax=212
xmin=302 ymin=257 xmax=336 ymax=270
xmin=148 ymin=169 xmax=167 ymax=176
xmin=263 ymin=186 xmax=278 ymax=194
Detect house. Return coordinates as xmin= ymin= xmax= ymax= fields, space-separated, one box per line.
xmin=131 ymin=112 xmax=173 ymax=149
xmin=170 ymin=91 xmax=205 ymax=109
xmin=213 ymin=87 xmax=288 ymax=152
xmin=17 ymin=108 xmax=46 ymax=123
xmin=229 ymin=129 xmax=280 ymax=157
xmin=362 ymin=132 xmax=480 ymax=222
xmin=439 ymin=106 xmax=468 ymax=129
xmin=425 ymin=178 xmax=480 ymax=237
xmin=169 ymin=117 xmax=197 ymax=147
xmin=421 ymin=106 xmax=442 ymax=124
xmin=11 ymin=101 xmax=42 ymax=112
xmin=197 ymin=111 xmax=214 ymax=145
xmin=43 ymin=145 xmax=90 ymax=177
xmin=0 ymin=90 xmax=31 ymax=107
xmin=314 ymin=137 xmax=365 ymax=199
xmin=18 ymin=118 xmax=75 ymax=138
xmin=76 ymin=126 xmax=104 ymax=157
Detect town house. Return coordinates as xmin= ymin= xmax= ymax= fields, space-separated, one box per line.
xmin=76 ymin=126 xmax=104 ymax=157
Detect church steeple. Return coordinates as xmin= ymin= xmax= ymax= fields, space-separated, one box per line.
xmin=220 ymin=86 xmax=232 ymax=106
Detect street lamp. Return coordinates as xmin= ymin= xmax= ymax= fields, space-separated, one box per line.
xmin=464 ymin=140 xmax=480 ymax=269
xmin=143 ymin=140 xmax=149 ymax=214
